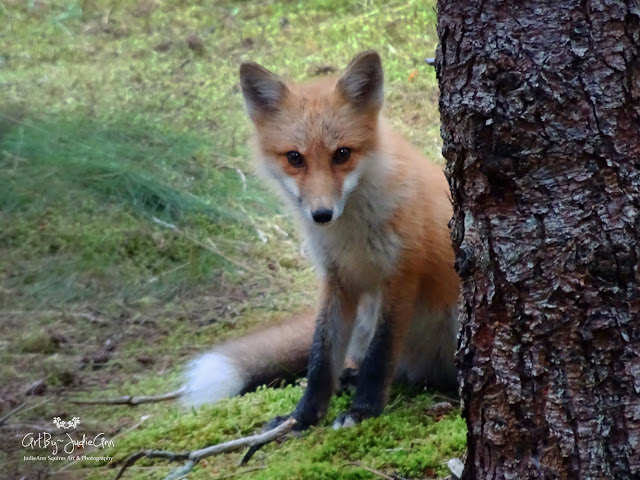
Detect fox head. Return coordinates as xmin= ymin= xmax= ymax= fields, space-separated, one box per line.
xmin=240 ymin=51 xmax=384 ymax=225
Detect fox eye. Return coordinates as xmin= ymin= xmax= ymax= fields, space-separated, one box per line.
xmin=286 ymin=151 xmax=305 ymax=168
xmin=332 ymin=147 xmax=351 ymax=165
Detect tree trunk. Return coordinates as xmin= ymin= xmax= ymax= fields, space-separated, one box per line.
xmin=436 ymin=1 xmax=640 ymax=479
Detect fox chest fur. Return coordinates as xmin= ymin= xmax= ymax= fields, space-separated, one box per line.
xmin=301 ymin=164 xmax=403 ymax=290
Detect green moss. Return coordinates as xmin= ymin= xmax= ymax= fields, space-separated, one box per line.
xmin=93 ymin=386 xmax=463 ymax=480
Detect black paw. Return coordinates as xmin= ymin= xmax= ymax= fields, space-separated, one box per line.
xmin=331 ymin=408 xmax=375 ymax=429
xmin=264 ymin=413 xmax=311 ymax=432
xmin=263 ymin=414 xmax=292 ymax=432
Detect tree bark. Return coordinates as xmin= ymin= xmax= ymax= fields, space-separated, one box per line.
xmin=436 ymin=1 xmax=640 ymax=479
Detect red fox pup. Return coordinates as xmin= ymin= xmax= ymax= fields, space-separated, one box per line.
xmin=184 ymin=51 xmax=459 ymax=430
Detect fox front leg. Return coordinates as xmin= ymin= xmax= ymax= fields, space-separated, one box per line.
xmin=265 ymin=280 xmax=357 ymax=431
xmin=332 ymin=276 xmax=417 ymax=428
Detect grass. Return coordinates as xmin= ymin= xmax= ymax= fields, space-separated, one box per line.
xmin=1 ymin=116 xmax=286 ymax=305
xmin=0 ymin=1 xmax=463 ymax=479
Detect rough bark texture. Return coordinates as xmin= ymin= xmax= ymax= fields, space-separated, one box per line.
xmin=436 ymin=1 xmax=640 ymax=479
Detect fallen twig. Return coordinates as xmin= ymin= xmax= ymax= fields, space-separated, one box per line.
xmin=70 ymin=387 xmax=185 ymax=406
xmin=0 ymin=402 xmax=28 ymax=426
xmin=114 ymin=417 xmax=296 ymax=480
xmin=0 ymin=398 xmax=50 ymax=428
xmin=218 ymin=165 xmax=247 ymax=191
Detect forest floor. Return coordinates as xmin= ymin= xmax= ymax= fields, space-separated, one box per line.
xmin=0 ymin=1 xmax=465 ymax=479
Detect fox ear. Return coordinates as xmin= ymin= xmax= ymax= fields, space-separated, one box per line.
xmin=239 ymin=62 xmax=289 ymax=120
xmin=336 ymin=50 xmax=384 ymax=112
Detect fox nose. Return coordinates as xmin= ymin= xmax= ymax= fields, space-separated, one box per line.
xmin=311 ymin=208 xmax=333 ymax=224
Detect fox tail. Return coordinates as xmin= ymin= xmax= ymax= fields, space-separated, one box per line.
xmin=182 ymin=311 xmax=315 ymax=406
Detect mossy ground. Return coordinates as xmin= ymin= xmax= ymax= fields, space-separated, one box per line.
xmin=0 ymin=1 xmax=464 ymax=478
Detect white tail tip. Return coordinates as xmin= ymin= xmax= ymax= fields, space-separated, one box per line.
xmin=182 ymin=352 xmax=247 ymax=407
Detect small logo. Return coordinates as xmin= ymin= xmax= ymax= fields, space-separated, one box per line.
xmin=22 ymin=415 xmax=114 ymax=459
xmin=52 ymin=417 xmax=81 ymax=430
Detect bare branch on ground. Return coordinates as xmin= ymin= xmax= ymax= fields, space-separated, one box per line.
xmin=114 ymin=417 xmax=296 ymax=480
